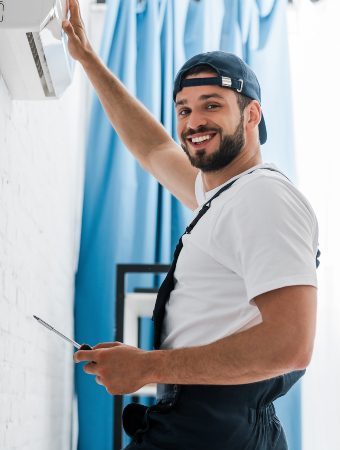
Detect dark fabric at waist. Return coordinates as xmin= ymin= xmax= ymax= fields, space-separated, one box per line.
xmin=122 ymin=371 xmax=305 ymax=449
xmin=156 ymin=370 xmax=306 ymax=407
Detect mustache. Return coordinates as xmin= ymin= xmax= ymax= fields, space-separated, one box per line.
xmin=182 ymin=126 xmax=222 ymax=141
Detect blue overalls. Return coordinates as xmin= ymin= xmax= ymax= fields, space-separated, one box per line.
xmin=122 ymin=168 xmax=320 ymax=450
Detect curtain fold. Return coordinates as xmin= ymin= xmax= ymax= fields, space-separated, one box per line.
xmin=75 ymin=2 xmax=138 ymax=449
xmin=75 ymin=1 xmax=299 ymax=449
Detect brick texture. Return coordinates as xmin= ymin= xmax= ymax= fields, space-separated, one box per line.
xmin=0 ymin=45 xmax=88 ymax=450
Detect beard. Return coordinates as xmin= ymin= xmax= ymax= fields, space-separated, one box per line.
xmin=180 ymin=115 xmax=245 ymax=172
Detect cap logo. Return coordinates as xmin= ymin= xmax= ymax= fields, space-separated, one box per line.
xmin=221 ymin=76 xmax=232 ymax=88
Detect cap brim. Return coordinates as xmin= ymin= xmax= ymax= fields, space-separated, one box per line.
xmin=259 ymin=113 xmax=267 ymax=145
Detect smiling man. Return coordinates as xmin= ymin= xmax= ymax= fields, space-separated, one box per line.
xmin=63 ymin=1 xmax=319 ymax=449
xmin=176 ymin=70 xmax=252 ymax=174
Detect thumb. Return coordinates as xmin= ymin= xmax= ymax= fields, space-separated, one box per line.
xmin=62 ymin=20 xmax=77 ymax=39
xmin=93 ymin=342 xmax=123 ymax=350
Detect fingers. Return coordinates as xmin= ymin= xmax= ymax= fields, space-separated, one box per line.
xmin=83 ymin=362 xmax=97 ymax=374
xmin=68 ymin=0 xmax=82 ymax=23
xmin=62 ymin=20 xmax=76 ymax=40
xmin=74 ymin=349 xmax=97 ymax=363
xmin=95 ymin=376 xmax=103 ymax=385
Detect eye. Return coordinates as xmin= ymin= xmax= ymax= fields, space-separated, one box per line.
xmin=206 ymin=104 xmax=220 ymax=110
xmin=178 ymin=108 xmax=190 ymax=117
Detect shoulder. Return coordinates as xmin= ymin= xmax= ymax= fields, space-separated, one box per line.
xmin=230 ymin=170 xmax=317 ymax=225
xmin=212 ymin=169 xmax=318 ymax=245
xmin=232 ymin=168 xmax=298 ymax=201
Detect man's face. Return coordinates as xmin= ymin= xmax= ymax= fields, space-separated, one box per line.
xmin=175 ymin=73 xmax=245 ymax=172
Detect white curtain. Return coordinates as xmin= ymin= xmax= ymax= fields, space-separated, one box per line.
xmin=287 ymin=1 xmax=340 ymax=449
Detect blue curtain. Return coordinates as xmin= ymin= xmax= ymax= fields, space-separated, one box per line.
xmin=74 ymin=1 xmax=300 ymax=449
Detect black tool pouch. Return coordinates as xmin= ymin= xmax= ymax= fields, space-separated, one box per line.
xmin=122 ymin=385 xmax=181 ymax=444
xmin=122 ymin=403 xmax=148 ymax=439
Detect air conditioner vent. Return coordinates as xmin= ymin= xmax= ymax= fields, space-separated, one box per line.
xmin=26 ymin=32 xmax=55 ymax=97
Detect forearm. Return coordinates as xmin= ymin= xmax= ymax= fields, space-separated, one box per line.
xmin=81 ymin=52 xmax=174 ymax=166
xmin=147 ymin=322 xmax=308 ymax=385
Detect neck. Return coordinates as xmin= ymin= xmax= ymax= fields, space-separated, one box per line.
xmin=201 ymin=151 xmax=263 ymax=192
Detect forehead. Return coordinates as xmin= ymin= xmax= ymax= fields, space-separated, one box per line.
xmin=175 ymin=72 xmax=237 ymax=106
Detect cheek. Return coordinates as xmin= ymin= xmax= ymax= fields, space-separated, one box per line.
xmin=177 ymin=123 xmax=185 ymax=140
xmin=222 ymin=118 xmax=238 ymax=134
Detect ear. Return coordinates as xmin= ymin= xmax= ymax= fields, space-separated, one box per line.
xmin=246 ymin=100 xmax=262 ymax=131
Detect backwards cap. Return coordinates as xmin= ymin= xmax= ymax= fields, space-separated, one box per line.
xmin=173 ymin=51 xmax=267 ymax=145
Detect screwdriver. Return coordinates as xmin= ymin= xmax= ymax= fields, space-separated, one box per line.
xmin=33 ymin=315 xmax=93 ymax=350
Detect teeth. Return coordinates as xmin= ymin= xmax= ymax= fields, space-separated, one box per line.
xmin=191 ymin=135 xmax=212 ymax=143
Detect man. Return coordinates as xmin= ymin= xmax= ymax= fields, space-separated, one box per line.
xmin=64 ymin=1 xmax=319 ymax=449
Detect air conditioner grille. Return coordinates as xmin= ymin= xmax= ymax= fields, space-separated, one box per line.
xmin=26 ymin=32 xmax=56 ymax=98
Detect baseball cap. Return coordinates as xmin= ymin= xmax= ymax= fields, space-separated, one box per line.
xmin=173 ymin=51 xmax=267 ymax=145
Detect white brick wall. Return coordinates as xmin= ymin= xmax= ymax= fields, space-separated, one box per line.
xmin=0 ymin=1 xmax=92 ymax=446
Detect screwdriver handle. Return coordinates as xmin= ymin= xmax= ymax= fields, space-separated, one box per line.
xmin=77 ymin=343 xmax=96 ymax=364
xmin=79 ymin=344 xmax=93 ymax=350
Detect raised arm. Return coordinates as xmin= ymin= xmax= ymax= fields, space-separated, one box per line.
xmin=62 ymin=0 xmax=198 ymax=210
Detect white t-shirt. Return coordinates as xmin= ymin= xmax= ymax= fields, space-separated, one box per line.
xmin=160 ymin=163 xmax=319 ymax=350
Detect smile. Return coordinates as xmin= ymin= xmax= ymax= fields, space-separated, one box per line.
xmin=187 ymin=132 xmax=217 ymax=146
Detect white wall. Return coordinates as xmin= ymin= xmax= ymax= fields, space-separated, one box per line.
xmin=0 ymin=1 xmax=92 ymax=449
xmin=287 ymin=1 xmax=340 ymax=449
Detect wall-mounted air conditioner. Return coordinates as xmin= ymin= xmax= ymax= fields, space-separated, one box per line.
xmin=0 ymin=0 xmax=74 ymax=100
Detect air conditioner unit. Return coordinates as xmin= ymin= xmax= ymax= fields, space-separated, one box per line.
xmin=0 ymin=0 xmax=74 ymax=100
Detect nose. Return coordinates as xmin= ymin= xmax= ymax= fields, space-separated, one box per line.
xmin=186 ymin=110 xmax=208 ymax=131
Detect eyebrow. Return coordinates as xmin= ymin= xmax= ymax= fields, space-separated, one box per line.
xmin=175 ymin=93 xmax=226 ymax=107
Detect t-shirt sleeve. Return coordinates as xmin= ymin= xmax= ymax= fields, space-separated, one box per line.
xmin=211 ymin=177 xmax=319 ymax=302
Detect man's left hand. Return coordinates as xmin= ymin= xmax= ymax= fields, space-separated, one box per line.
xmin=74 ymin=342 xmax=152 ymax=395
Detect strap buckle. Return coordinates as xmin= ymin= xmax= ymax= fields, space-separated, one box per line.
xmin=237 ymin=79 xmax=243 ymax=93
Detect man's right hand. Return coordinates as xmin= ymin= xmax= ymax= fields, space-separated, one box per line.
xmin=62 ymin=0 xmax=94 ymax=64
